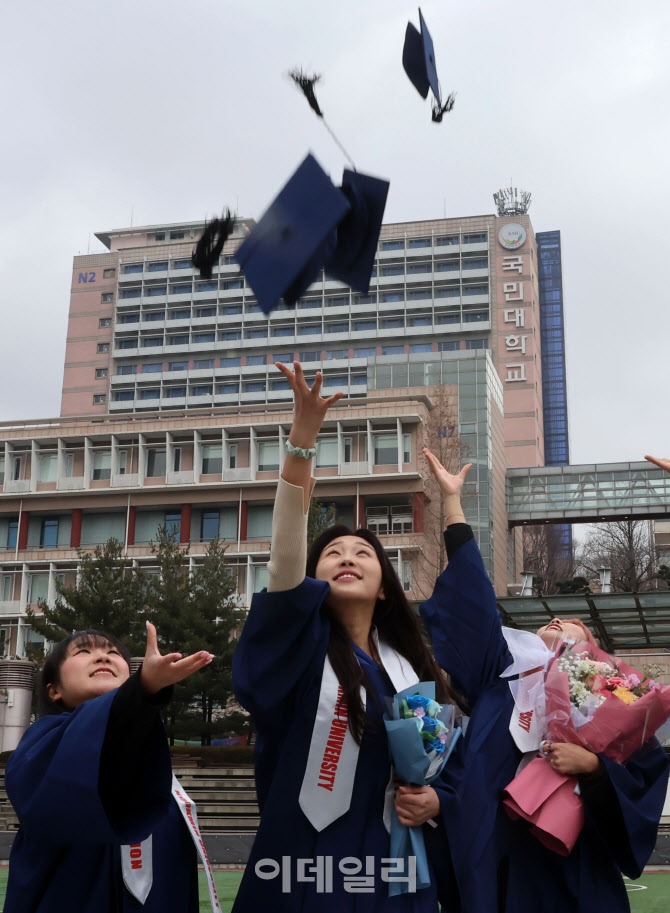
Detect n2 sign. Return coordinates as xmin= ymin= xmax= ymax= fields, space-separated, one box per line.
xmin=78 ymin=272 xmax=96 ymax=283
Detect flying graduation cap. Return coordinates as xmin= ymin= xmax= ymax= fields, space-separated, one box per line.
xmin=234 ymin=153 xmax=389 ymax=315
xmin=403 ymin=8 xmax=456 ymax=122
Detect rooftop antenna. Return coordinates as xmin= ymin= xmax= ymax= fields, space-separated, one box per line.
xmin=493 ymin=184 xmax=531 ymax=216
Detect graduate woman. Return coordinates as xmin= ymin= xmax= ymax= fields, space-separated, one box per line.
xmin=4 ymin=624 xmax=215 ymax=913
xmin=420 ymin=448 xmax=670 ymax=913
xmin=232 ymin=362 xmax=458 ymax=913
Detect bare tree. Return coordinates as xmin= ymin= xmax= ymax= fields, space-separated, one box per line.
xmin=412 ymin=384 xmax=470 ymax=601
xmin=522 ymin=525 xmax=576 ymax=595
xmin=577 ymin=519 xmax=657 ymax=593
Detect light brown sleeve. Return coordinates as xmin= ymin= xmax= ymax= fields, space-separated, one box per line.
xmin=267 ymin=475 xmax=315 ymax=592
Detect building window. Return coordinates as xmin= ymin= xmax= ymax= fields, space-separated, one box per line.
xmin=439 ymin=341 xmax=460 ymax=351
xmin=462 ymin=285 xmax=488 ymax=296
xmin=373 ymin=434 xmax=398 ymax=465
xmin=409 ymin=344 xmax=432 ymax=353
xmin=244 ymin=381 xmax=265 ymax=393
xmin=95 ymin=368 xmax=108 ymax=379
xmin=173 ymin=259 xmax=192 ymax=270
xmin=194 ymin=333 xmax=215 ymax=344
xmin=202 ymin=445 xmax=222 ymax=475
xmin=139 ymin=389 xmax=160 ymax=400
xmin=299 ymin=351 xmax=320 ymax=362
xmin=171 ymin=284 xmax=192 ymax=295
xmin=93 ymin=394 xmax=107 ymax=405
xmin=246 ymin=355 xmax=266 ymax=366
xmin=97 ymin=343 xmax=110 ymax=353
xmin=142 ymin=363 xmax=162 ymax=373
xmin=228 ymin=444 xmax=238 ymax=469
xmin=353 ymin=320 xmax=376 ymax=332
xmin=327 ymin=349 xmax=348 ymax=359
xmin=326 ymin=322 xmax=348 ymax=334
xmin=201 ymin=510 xmax=220 ymax=541
xmin=381 ymin=345 xmax=403 ymax=355
xmin=272 ymin=326 xmax=294 ymax=337
xmin=270 ymin=379 xmax=290 ymax=391
xmin=408 ymin=316 xmax=431 ymax=327
xmin=465 ymin=338 xmax=488 ymax=349
xmin=37 ymin=453 xmax=58 ymax=483
xmin=191 ymin=385 xmax=213 ymax=396
xmin=381 ymin=318 xmax=403 ymax=329
xmin=247 ymin=505 xmax=273 ymax=539
xmin=222 ymin=304 xmax=242 ymax=315
xmin=101 ymin=293 xmax=114 ymax=303
xmin=165 ymin=512 xmax=181 ymax=536
xmin=103 ymin=268 xmax=116 ymax=278
xmin=146 ymin=449 xmax=166 ymax=477
xmin=408 ymin=238 xmax=431 ymax=248
xmin=381 ymin=239 xmax=404 ymax=251
xmin=298 ymin=325 xmax=320 ymax=336
xmin=167 ymin=335 xmax=189 ymax=346
xmin=123 ymin=264 xmax=143 ymax=274
xmin=194 ymin=359 xmax=214 ymax=369
xmin=146 ymin=286 xmax=167 ymax=297
xmin=142 ymin=337 xmax=162 ymax=348
xmin=117 ymin=339 xmax=137 ymax=350
xmin=169 ymin=361 xmax=189 ymax=372
xmin=436 ymin=235 xmax=459 ymax=246
xmin=221 ymin=330 xmax=242 ymax=341
xmin=92 ymin=450 xmax=111 ymax=481
xmin=316 ymin=439 xmax=338 ymax=468
xmin=221 ymin=357 xmax=241 ymax=368
xmin=7 ymin=521 xmax=18 ymax=550
xmin=169 ymin=231 xmax=185 ymax=240
xmin=165 ymin=386 xmax=186 ymax=398
xmin=463 ymin=232 xmax=487 ymax=244
xmin=40 ymin=518 xmax=59 ymax=548
xmin=196 ymin=306 xmax=216 ymax=317
xmin=435 ymin=314 xmax=459 ymax=325
xmin=217 ymin=383 xmax=239 ymax=395
xmin=144 ymin=311 xmax=165 ymax=322
xmin=114 ymin=391 xmax=134 ymax=401
xmin=119 ymin=313 xmax=139 ymax=324
xmin=323 ymin=375 xmax=345 ymax=387
xmin=169 ymin=309 xmax=190 ymax=320
xmin=147 ymin=261 xmax=168 ymax=272
xmin=403 ymin=433 xmax=411 ymax=463
xmin=247 ymin=328 xmax=268 ymax=339
xmin=120 ymin=288 xmax=142 ymax=299
xmin=154 ymin=233 xmax=165 ymax=242
xmin=351 ymin=374 xmax=366 ymax=385
xmin=257 ymin=442 xmax=279 ymax=471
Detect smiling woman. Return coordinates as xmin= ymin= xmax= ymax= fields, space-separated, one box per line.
xmin=231 ymin=361 xmax=460 ymax=913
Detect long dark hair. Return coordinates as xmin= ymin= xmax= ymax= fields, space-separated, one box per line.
xmin=306 ymin=525 xmax=459 ymax=743
xmin=39 ymin=629 xmax=131 ymax=716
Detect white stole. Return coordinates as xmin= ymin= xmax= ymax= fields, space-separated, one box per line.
xmin=299 ymin=632 xmax=420 ymax=832
xmin=122 ymin=775 xmax=222 ymax=911
xmin=501 ymin=627 xmax=552 ymax=756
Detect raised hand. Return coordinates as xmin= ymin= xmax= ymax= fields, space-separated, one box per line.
xmin=139 ymin=621 xmax=213 ymax=695
xmin=645 ymin=455 xmax=670 ymax=474
xmin=275 ymin=361 xmax=343 ymax=449
xmin=423 ymin=448 xmax=472 ymax=499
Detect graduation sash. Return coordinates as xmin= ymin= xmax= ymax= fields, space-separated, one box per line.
xmin=501 ymin=627 xmax=552 ymax=754
xmin=299 ymin=632 xmax=420 ymax=831
xmin=122 ymin=776 xmax=222 ymax=911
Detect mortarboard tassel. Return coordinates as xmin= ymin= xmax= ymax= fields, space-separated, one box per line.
xmin=288 ymin=67 xmax=357 ymax=171
xmin=191 ymin=210 xmax=235 ymax=279
xmin=432 ymin=92 xmax=456 ymax=123
xmin=289 ymin=69 xmax=324 ymax=118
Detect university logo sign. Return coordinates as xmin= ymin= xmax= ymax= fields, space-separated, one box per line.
xmin=498 ymin=223 xmax=527 ymax=250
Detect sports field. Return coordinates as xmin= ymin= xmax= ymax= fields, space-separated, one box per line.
xmin=0 ymin=869 xmax=667 ymax=911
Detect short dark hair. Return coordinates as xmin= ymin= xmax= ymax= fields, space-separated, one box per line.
xmin=39 ymin=630 xmax=131 ymax=716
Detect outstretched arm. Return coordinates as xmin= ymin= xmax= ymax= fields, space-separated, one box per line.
xmin=266 ymin=361 xmax=342 ymax=592
xmin=645 ymin=454 xmax=670 ymax=473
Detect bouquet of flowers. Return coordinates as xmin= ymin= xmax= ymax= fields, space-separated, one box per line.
xmin=384 ymin=682 xmax=461 ymax=896
xmin=502 ymin=641 xmax=670 ymax=855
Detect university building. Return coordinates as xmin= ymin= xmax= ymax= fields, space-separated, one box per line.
xmin=0 ymin=202 xmax=570 ymax=655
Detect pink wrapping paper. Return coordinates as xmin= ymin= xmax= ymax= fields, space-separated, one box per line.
xmin=502 ymin=641 xmax=670 ymax=855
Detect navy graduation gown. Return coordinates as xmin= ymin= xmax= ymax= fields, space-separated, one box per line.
xmin=421 ymin=532 xmax=670 ymax=913
xmin=232 ymin=577 xmax=444 ymax=912
xmin=4 ymin=675 xmax=198 ymax=913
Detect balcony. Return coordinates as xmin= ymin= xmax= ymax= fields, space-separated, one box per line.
xmin=0 ymin=601 xmax=21 ymax=616
xmin=111 ymin=472 xmax=139 ymax=487
xmin=167 ymin=470 xmax=195 ymax=485
xmin=57 ymin=476 xmax=86 ymax=491
xmin=223 ymin=467 xmax=253 ymax=482
xmin=3 ymin=480 xmax=30 ymax=493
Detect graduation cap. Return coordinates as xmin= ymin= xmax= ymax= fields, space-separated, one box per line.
xmin=234 ymin=153 xmax=389 ymax=314
xmin=403 ymin=8 xmax=456 ymax=122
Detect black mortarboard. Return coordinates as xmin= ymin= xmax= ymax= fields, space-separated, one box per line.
xmin=403 ymin=8 xmax=456 ymax=122
xmin=326 ymin=169 xmax=390 ymax=294
xmin=234 ymin=154 xmax=350 ymax=315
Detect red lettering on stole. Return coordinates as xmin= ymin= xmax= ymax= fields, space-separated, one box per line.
xmin=317 ymin=686 xmax=349 ymax=791
xmin=518 ymin=710 xmax=533 ymax=733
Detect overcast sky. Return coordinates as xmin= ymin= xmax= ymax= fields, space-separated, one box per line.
xmin=1 ymin=0 xmax=668 ymax=467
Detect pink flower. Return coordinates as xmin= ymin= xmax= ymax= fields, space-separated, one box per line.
xmin=606 ymin=676 xmax=628 ymax=689
xmin=413 ymin=707 xmax=426 ymax=718
xmin=627 ymin=674 xmax=641 ymax=689
xmin=647 ymin=680 xmax=662 ymax=692
xmin=591 ymin=674 xmax=608 ymax=693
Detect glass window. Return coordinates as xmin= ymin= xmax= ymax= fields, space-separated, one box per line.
xmin=191 ymin=385 xmax=213 ymax=396
xmin=40 ymin=518 xmax=59 ymax=548
xmin=316 ymin=439 xmax=338 ymax=468
xmin=221 ymin=357 xmax=241 ymax=367
xmin=143 ymin=310 xmax=165 ymax=321
xmin=217 ymin=383 xmax=240 ymax=395
xmin=194 ymin=359 xmax=214 ymax=369
xmin=165 ymin=386 xmax=186 ymax=398
xmin=202 ymin=445 xmax=222 ymax=475
xmin=325 ymin=296 xmax=349 ymax=307
xmin=169 ymin=361 xmax=188 ymax=371
xmin=117 ymin=338 xmax=137 ymax=350
xmin=222 ymin=304 xmax=242 ymax=315
xmin=270 ymin=379 xmax=290 ymax=391
xmin=147 ymin=261 xmax=168 ymax=272
xmin=7 ymin=520 xmax=18 ymax=550
xmin=103 ymin=268 xmax=116 ymax=278
xmin=435 ymin=314 xmax=459 ymax=324
xmin=146 ymin=286 xmax=167 ymax=297
xmin=244 ymin=381 xmax=265 ymax=393
xmin=169 ymin=231 xmax=185 ymax=240
xmin=381 ymin=292 xmax=402 ymax=303
xmin=381 ymin=345 xmax=403 ymax=355
xmin=323 ymin=375 xmax=345 ymax=386
xmin=246 ymin=355 xmax=266 ymax=366
xmin=93 ymin=394 xmax=107 ymax=405
xmin=463 ymin=232 xmax=487 ymax=243
xmin=228 ymin=444 xmax=238 ymax=469
xmin=115 ymin=390 xmax=134 ymax=401
xmin=382 ymin=318 xmax=403 ymax=329
xmin=272 ymin=352 xmax=293 ymax=362
xmin=247 ymin=328 xmax=268 ymax=339
xmin=201 ymin=510 xmax=220 ymax=541
xmin=462 ymin=257 xmax=488 ymax=269
xmin=194 ymin=332 xmax=215 ymax=343
xmin=146 ymin=449 xmax=166 ymax=477
xmin=438 ymin=341 xmax=460 ymax=351
xmin=463 ymin=312 xmax=488 ymax=323
xmin=92 ymin=450 xmax=111 ymax=480
xmin=95 ymin=368 xmax=108 ymax=378
xmin=142 ymin=337 xmax=162 ymax=348
xmin=354 ymin=294 xmax=376 ymax=305
xmin=403 ymin=433 xmax=411 ymax=463
xmin=354 ymin=320 xmax=376 ymax=331
xmin=253 ymin=565 xmax=270 ymax=593
xmin=29 ymin=574 xmax=50 ymax=602
xmin=381 ymin=240 xmax=404 ymax=250
xmin=435 ymin=286 xmax=459 ymax=297
xmin=374 ymin=434 xmax=398 ymax=465
xmin=462 ymin=285 xmax=488 ymax=296
xmin=167 ymin=334 xmax=189 ymax=345
xmin=354 ymin=347 xmax=375 ymax=358
xmin=142 ymin=363 xmax=162 ymax=373
xmin=408 ymin=238 xmax=430 ymax=248
xmin=118 ymin=313 xmax=138 ymax=324
xmin=407 ymin=262 xmax=430 ymax=274
xmin=326 ymin=322 xmax=348 ymax=334
xmin=221 ymin=330 xmax=242 ymax=341
xmin=169 ymin=309 xmax=190 ymax=320
xmin=37 ymin=453 xmax=58 ymax=483
xmin=99 ymin=318 xmax=112 ymax=329
xmin=173 ymin=259 xmax=192 ymax=270
xmin=165 ymin=512 xmax=181 ymax=536
xmin=381 ymin=265 xmax=404 ymax=276
xmin=120 ymin=288 xmax=141 ymax=299
xmin=465 ymin=338 xmax=488 ymax=349
xmin=436 ymin=235 xmax=459 ymax=246
xmin=408 ymin=289 xmax=431 ymax=300
xmin=327 ymin=349 xmax=348 ymax=359
xmin=123 ymin=263 xmax=143 ymax=274
xmin=223 ymin=279 xmax=243 ymax=290
xmin=299 ymin=351 xmax=321 ymax=362
xmin=409 ymin=316 xmax=431 ymax=327
xmin=351 ymin=374 xmax=366 ymax=385
xmin=247 ymin=505 xmax=273 ymax=539
xmin=298 ymin=325 xmax=320 ymax=336
xmin=409 ymin=344 xmax=432 ymax=353
xmin=272 ymin=326 xmax=294 ymax=337
xmin=97 ymin=343 xmax=110 ymax=353
xmin=257 ymin=442 xmax=279 ymax=471
xmin=196 ymin=306 xmax=216 ymax=317
xmin=139 ymin=388 xmax=160 ymax=400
